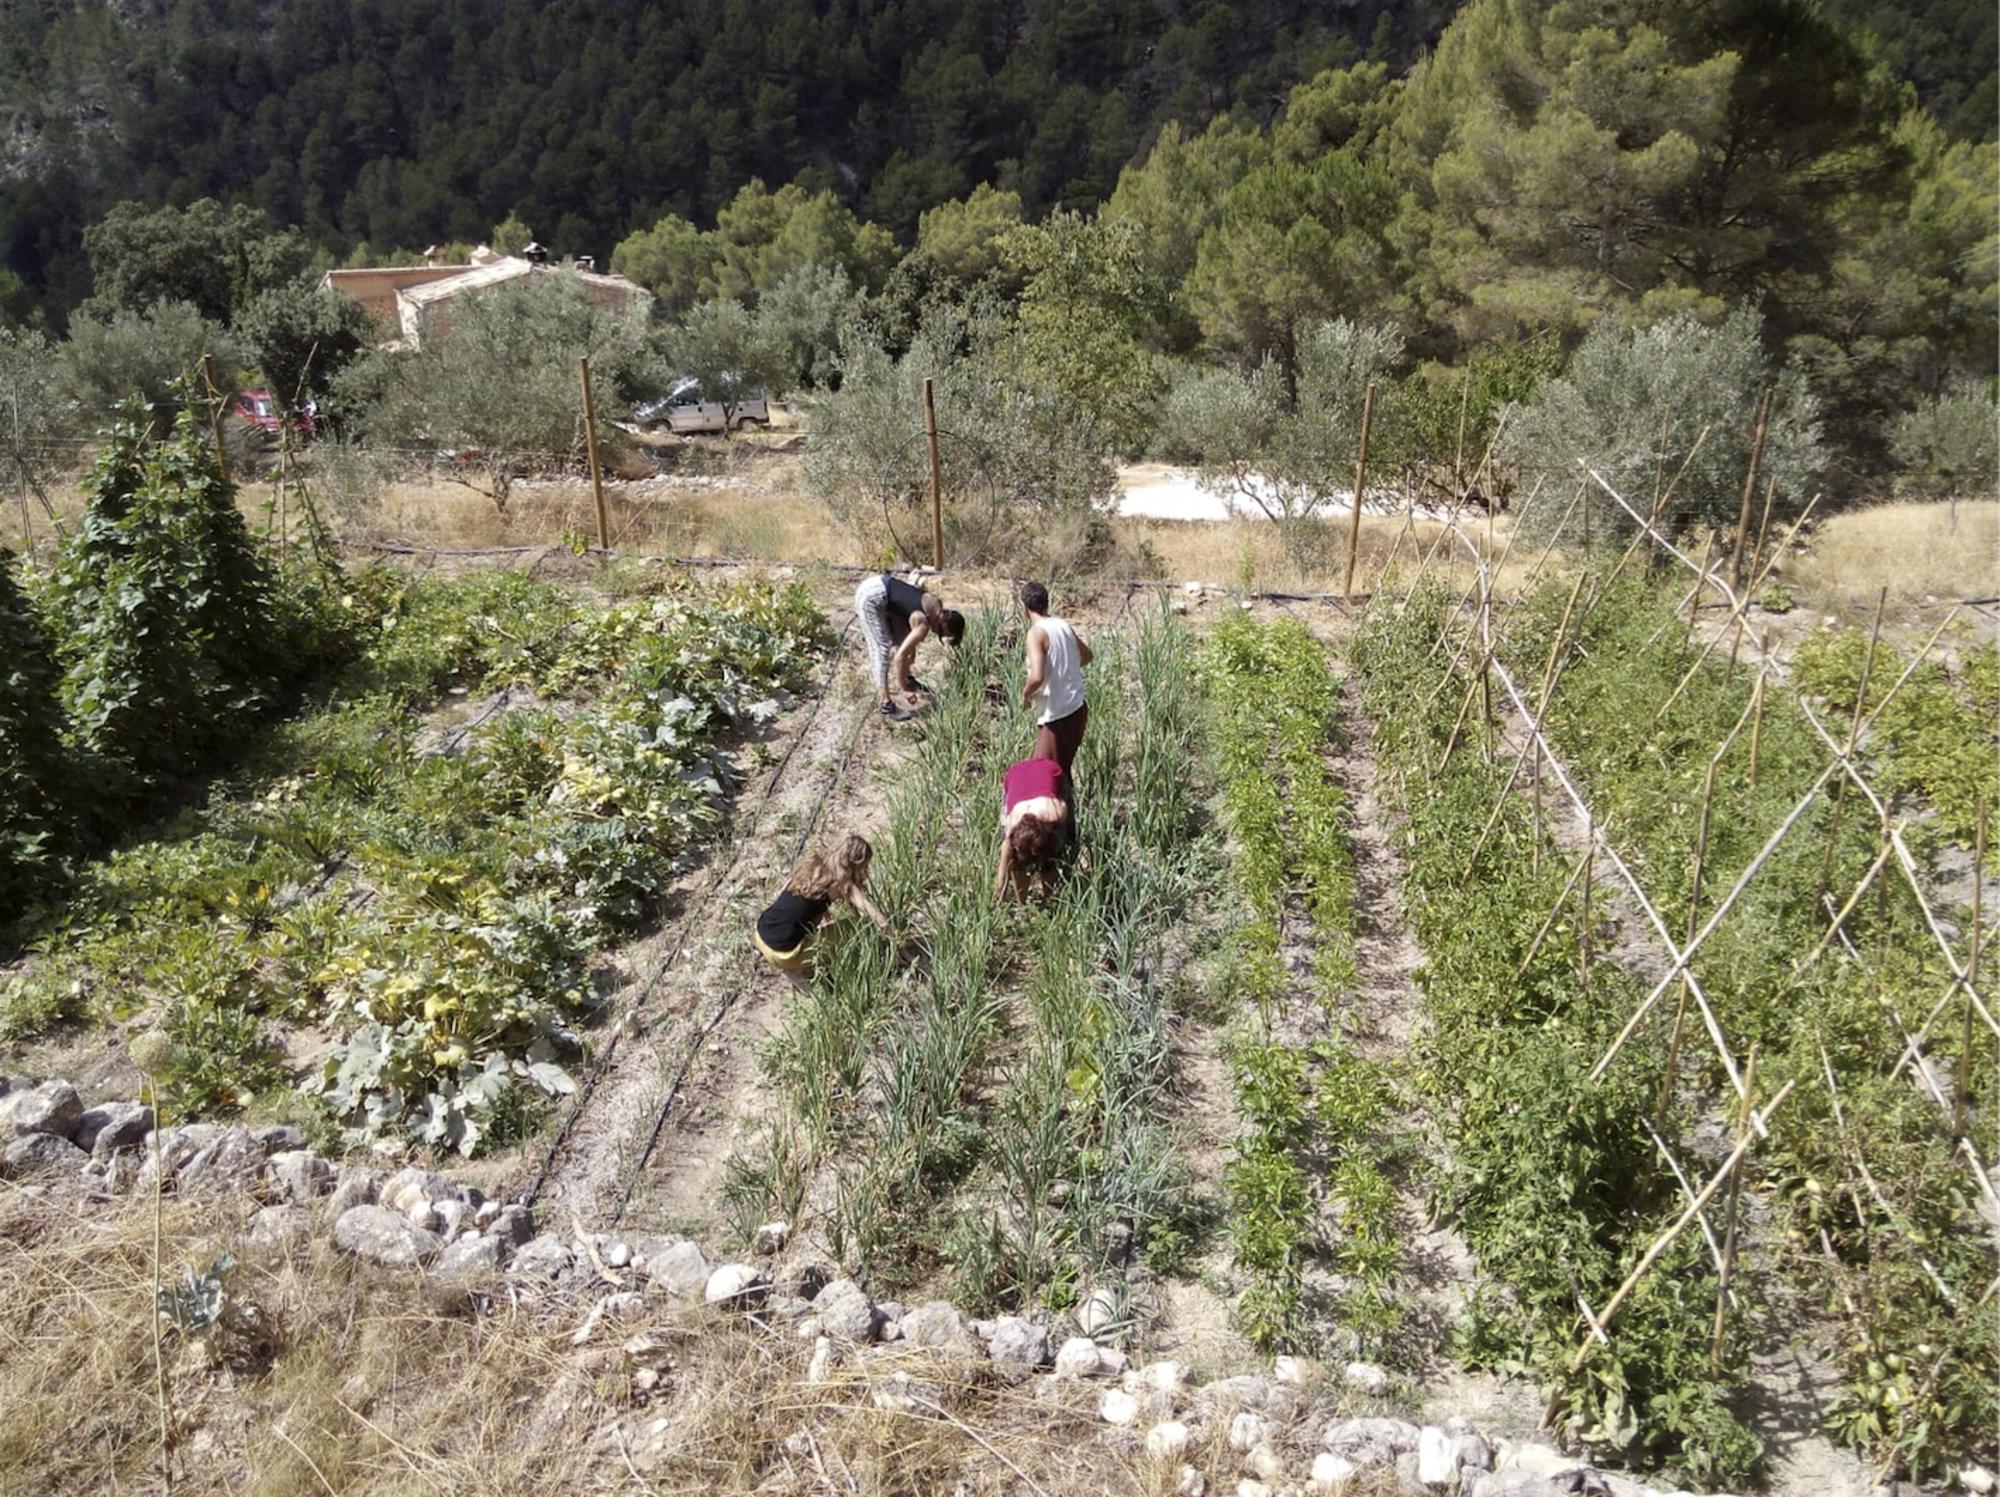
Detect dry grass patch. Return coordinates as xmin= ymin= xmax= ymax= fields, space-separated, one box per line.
xmin=1112 ymin=513 xmax=1450 ymax=594
xmin=0 ymin=1189 xmax=1179 ymax=1496
xmin=1789 ymin=498 xmax=1998 ymax=611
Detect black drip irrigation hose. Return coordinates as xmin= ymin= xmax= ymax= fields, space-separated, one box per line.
xmin=355 ymin=539 xmax=1372 ymax=607
xmin=521 ymin=615 xmax=858 ymax=1209
xmin=608 ymin=670 xmax=877 ymax=1230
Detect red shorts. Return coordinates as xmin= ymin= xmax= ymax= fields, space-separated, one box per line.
xmin=1034 ymin=702 xmax=1088 ymax=772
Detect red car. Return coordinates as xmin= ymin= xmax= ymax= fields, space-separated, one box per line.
xmin=231 ymin=389 xmax=315 ymax=439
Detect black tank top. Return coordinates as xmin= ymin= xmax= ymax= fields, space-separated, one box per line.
xmin=757 ymin=889 xmax=832 ymax=951
xmin=880 ymin=575 xmax=927 ymax=641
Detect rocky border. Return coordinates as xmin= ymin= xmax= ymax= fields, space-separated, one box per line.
xmin=9 ymin=1076 xmax=1983 ymax=1497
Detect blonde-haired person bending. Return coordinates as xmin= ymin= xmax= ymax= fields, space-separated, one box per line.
xmin=754 ymin=834 xmax=890 ymax=977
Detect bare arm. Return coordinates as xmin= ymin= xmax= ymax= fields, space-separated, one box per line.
xmin=1021 ymin=624 xmax=1047 ymax=710
xmin=891 ymin=614 xmax=930 ymax=690
xmin=1077 ymin=634 xmax=1094 ymax=667
xmin=993 ymin=838 xmax=1014 ymax=902
xmin=848 ymin=887 xmax=890 ymax=933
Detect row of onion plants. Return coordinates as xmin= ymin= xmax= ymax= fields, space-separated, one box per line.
xmin=946 ymin=609 xmax=1212 ymax=1320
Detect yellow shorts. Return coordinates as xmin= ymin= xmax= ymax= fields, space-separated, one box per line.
xmin=754 ymin=930 xmax=813 ymax=974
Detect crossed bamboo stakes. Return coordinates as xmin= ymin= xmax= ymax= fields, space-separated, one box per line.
xmin=1389 ymin=466 xmax=1995 ymax=1426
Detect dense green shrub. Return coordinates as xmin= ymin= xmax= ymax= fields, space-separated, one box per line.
xmin=45 ymin=407 xmax=290 ymax=806
xmin=1793 ymin=627 xmax=1999 ymax=857
xmin=0 ymin=553 xmax=69 ymax=917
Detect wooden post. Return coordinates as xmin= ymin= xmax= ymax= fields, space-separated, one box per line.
xmin=201 ymin=353 xmax=231 ymax=485
xmin=1730 ymin=388 xmax=1773 ymax=592
xmin=1749 ymin=473 xmax=1777 ymax=598
xmin=922 ymin=376 xmax=944 ymax=571
xmin=1454 ymin=368 xmax=1471 ymax=498
xmin=1344 ymin=382 xmax=1377 ymax=599
xmin=578 ymin=356 xmax=609 ymax=551
xmin=1956 ymin=804 xmax=1987 ymax=1139
xmin=1709 ymin=1047 xmax=1759 ymax=1368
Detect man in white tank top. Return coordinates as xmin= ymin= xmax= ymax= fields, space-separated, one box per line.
xmin=1018 ymin=580 xmax=1093 ymax=772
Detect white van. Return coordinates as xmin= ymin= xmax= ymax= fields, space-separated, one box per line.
xmin=639 ymin=377 xmax=771 ymax=434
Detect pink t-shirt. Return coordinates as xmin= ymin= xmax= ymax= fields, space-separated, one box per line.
xmin=1003 ymin=757 xmax=1065 ymax=812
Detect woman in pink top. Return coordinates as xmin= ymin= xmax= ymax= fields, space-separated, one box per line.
xmin=994 ymin=756 xmax=1071 ymax=900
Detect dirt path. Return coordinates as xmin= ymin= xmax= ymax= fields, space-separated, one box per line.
xmin=521 ymin=619 xmax=877 ymax=1238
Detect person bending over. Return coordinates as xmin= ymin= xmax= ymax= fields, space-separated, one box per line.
xmin=854 ymin=572 xmax=965 ymax=720
xmin=1019 ymin=581 xmax=1091 ymax=770
xmin=994 ymin=756 xmax=1072 ymax=901
xmin=755 ymin=834 xmax=890 ymax=978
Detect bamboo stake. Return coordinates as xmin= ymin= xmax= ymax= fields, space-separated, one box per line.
xmin=1580 ymin=818 xmax=1594 ymax=997
xmin=1644 ymin=1120 xmax=1731 ymax=1275
xmin=1443 ymin=518 xmax=1747 ymax=1097
xmin=578 ymin=356 xmax=609 ymax=550
xmin=1954 ymin=803 xmax=1986 ymax=1139
xmin=1581 ymin=463 xmax=1739 ymax=614
xmin=1709 ymin=1047 xmax=1758 ymax=1368
xmin=1647 ymin=494 xmax=1823 ymax=729
xmin=1553 ymin=1078 xmax=1797 ymax=1416
xmin=1681 ymin=535 xmax=1715 ymax=653
xmin=1816 ymin=588 xmax=1889 ymax=905
xmin=1729 ymin=388 xmax=1773 ymax=591
xmin=1792 ymin=838 xmax=1895 ymax=977
xmin=1517 ymin=837 xmax=1601 ymax=977
xmin=1454 ymin=368 xmax=1471 ymax=495
xmin=1658 ymin=754 xmax=1721 ymax=1126
xmin=1344 ymin=382 xmax=1376 ymax=599
xmin=1588 ymin=621 xmax=1955 ymax=1086
xmin=1795 ymin=689 xmax=2000 ymax=1045
xmin=1465 ymin=573 xmax=1587 ymax=869
xmin=1747 ymin=653 xmax=1768 ymax=788
xmin=1435 ymin=654 xmax=1490 ymax=772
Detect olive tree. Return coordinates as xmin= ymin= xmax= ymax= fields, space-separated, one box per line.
xmin=1889 ymin=384 xmax=1997 ymax=503
xmin=1166 ymin=317 xmax=1402 ymax=563
xmin=1499 ymin=309 xmax=1824 ymax=545
xmin=339 ymin=274 xmax=652 ymax=491
xmin=805 ymin=302 xmax=1117 ymax=570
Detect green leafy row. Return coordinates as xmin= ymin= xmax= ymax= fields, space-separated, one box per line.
xmin=1501 ymin=575 xmax=1997 ymax=1482
xmin=1204 ymin=614 xmax=1397 ymax=1355
xmin=1792 ymin=626 xmax=1999 ymax=862
xmin=1355 ymin=584 xmax=1761 ymax=1487
xmin=5 ymin=565 xmax=829 ymax=1154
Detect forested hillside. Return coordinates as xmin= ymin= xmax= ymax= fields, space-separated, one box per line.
xmin=0 ymin=0 xmax=1993 ymax=324
xmin=0 ymin=0 xmax=1456 ymax=314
